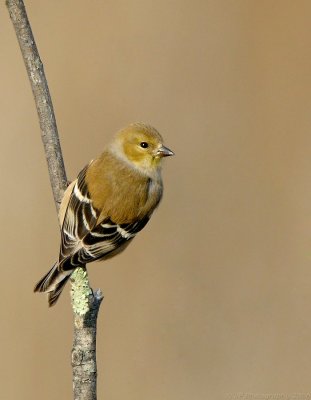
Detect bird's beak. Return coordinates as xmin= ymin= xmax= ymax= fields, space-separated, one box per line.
xmin=156 ymin=145 xmax=175 ymax=157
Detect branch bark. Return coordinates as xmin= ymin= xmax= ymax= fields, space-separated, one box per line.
xmin=6 ymin=0 xmax=67 ymax=210
xmin=6 ymin=1 xmax=103 ymax=399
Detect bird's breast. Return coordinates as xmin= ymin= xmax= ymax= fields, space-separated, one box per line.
xmin=86 ymin=155 xmax=163 ymax=224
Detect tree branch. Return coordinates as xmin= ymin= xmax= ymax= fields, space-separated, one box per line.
xmin=6 ymin=1 xmax=103 ymax=399
xmin=71 ymin=269 xmax=103 ymax=400
xmin=6 ymin=0 xmax=67 ymax=210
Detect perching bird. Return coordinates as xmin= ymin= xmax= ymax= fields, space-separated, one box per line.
xmin=34 ymin=122 xmax=174 ymax=306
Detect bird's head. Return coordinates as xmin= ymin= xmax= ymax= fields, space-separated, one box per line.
xmin=111 ymin=122 xmax=174 ymax=176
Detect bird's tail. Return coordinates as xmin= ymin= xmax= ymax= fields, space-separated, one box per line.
xmin=34 ymin=263 xmax=72 ymax=307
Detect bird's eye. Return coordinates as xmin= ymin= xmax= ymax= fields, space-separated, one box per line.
xmin=140 ymin=142 xmax=149 ymax=148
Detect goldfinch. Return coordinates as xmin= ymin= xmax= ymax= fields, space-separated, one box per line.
xmin=34 ymin=122 xmax=174 ymax=306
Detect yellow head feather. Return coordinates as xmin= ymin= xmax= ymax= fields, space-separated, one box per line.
xmin=109 ymin=122 xmax=173 ymax=176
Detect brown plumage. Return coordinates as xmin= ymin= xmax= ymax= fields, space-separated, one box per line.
xmin=34 ymin=123 xmax=174 ymax=306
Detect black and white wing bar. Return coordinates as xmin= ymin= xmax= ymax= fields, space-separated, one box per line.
xmin=60 ymin=216 xmax=150 ymax=271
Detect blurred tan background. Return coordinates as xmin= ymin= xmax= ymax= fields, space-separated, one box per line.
xmin=1 ymin=1 xmax=311 ymax=399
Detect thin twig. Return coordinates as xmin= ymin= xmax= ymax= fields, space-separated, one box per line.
xmin=6 ymin=0 xmax=67 ymax=211
xmin=6 ymin=1 xmax=103 ymax=399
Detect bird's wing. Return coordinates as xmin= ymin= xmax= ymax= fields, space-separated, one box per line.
xmin=59 ymin=164 xmax=150 ymax=271
xmin=59 ymin=164 xmax=99 ymax=261
xmin=60 ymin=216 xmax=150 ymax=271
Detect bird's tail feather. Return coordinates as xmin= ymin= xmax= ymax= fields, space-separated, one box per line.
xmin=47 ymin=277 xmax=70 ymax=307
xmin=34 ymin=262 xmax=72 ymax=307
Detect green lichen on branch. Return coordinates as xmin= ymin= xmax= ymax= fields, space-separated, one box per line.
xmin=70 ymin=267 xmax=92 ymax=315
xmin=7 ymin=1 xmax=104 ymax=398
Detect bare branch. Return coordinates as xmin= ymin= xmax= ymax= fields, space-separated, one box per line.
xmin=72 ymin=284 xmax=103 ymax=400
xmin=6 ymin=1 xmax=103 ymax=399
xmin=6 ymin=0 xmax=67 ymax=210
